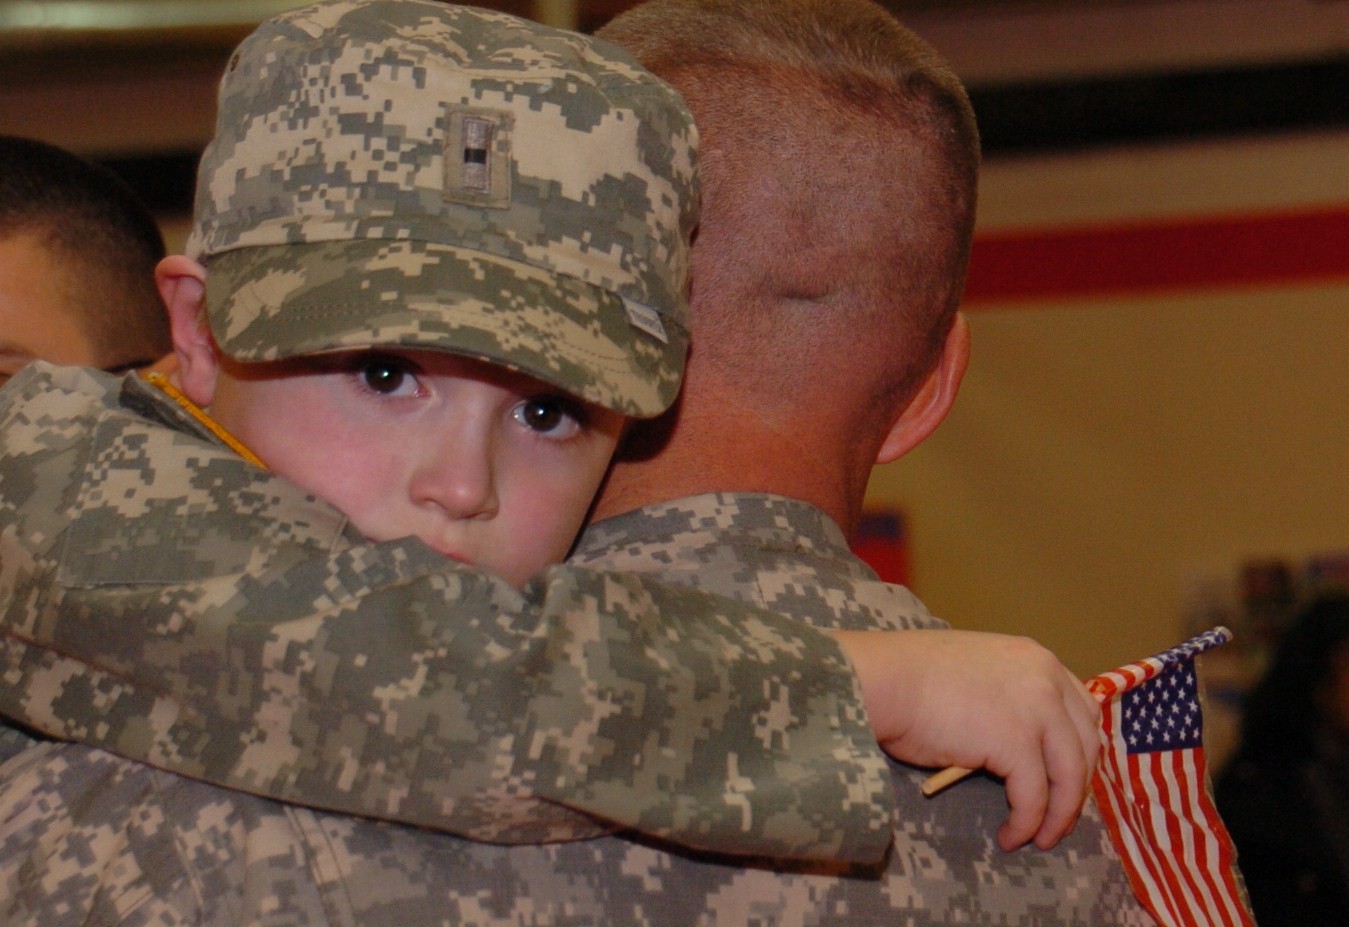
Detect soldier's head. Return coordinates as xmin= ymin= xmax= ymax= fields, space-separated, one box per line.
xmin=0 ymin=135 xmax=170 ymax=388
xmin=595 ymin=0 xmax=979 ymax=533
xmin=159 ymin=0 xmax=699 ymax=586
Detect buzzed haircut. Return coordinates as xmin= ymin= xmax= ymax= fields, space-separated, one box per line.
xmin=0 ymin=135 xmax=170 ymax=367
xmin=598 ymin=0 xmax=980 ymax=409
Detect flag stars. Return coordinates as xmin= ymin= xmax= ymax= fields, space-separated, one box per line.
xmin=1121 ymin=663 xmax=1205 ymax=754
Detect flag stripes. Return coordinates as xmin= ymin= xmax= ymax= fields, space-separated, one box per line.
xmin=1087 ymin=628 xmax=1255 ymax=927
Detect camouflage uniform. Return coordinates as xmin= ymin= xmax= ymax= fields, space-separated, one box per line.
xmin=0 ymin=435 xmax=1153 ymax=923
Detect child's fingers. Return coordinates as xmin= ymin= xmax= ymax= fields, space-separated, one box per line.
xmin=1032 ymin=677 xmax=1099 ymax=848
xmin=999 ymin=682 xmax=1095 ymax=852
xmin=1032 ymin=723 xmax=1092 ymax=849
xmin=994 ymin=746 xmax=1051 ymax=851
xmin=1065 ymin=675 xmax=1104 ymax=787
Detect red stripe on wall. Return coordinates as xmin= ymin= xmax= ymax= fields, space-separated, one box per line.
xmin=964 ymin=206 xmax=1349 ymax=305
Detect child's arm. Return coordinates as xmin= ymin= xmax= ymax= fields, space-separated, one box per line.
xmin=0 ymin=558 xmax=896 ymax=865
xmin=834 ymin=629 xmax=1101 ymax=852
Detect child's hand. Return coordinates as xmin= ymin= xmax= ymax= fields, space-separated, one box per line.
xmin=833 ymin=629 xmax=1101 ymax=852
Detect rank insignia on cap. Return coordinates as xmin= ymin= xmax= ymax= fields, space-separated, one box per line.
xmin=445 ymin=106 xmax=513 ymax=208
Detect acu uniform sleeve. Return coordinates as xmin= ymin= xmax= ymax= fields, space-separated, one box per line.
xmin=1 ymin=549 xmax=894 ymax=864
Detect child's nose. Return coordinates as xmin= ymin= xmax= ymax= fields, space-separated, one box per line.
xmin=409 ymin=437 xmax=499 ymax=521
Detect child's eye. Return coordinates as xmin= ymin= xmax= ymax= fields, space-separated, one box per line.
xmin=356 ymin=356 xmax=420 ymax=397
xmin=513 ymin=397 xmax=583 ymax=439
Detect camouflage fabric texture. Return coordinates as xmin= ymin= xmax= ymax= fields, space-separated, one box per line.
xmin=0 ymin=450 xmax=1155 ymax=924
xmin=193 ymin=0 xmax=698 ymax=417
xmin=0 ymin=363 xmax=893 ymax=864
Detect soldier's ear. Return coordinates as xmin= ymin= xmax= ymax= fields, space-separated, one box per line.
xmin=156 ymin=255 xmax=220 ymax=408
xmin=874 ymin=312 xmax=969 ymax=465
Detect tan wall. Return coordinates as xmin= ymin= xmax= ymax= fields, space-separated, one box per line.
xmin=865 ymin=131 xmax=1349 ymax=681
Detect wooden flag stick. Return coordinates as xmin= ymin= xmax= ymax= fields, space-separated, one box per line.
xmin=921 ymin=764 xmax=974 ymax=796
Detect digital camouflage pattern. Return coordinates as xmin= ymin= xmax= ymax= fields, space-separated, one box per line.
xmin=193 ymin=0 xmax=698 ymax=417
xmin=567 ymin=495 xmax=1157 ymax=925
xmin=0 ymin=441 xmax=1155 ymax=923
xmin=0 ymin=363 xmax=893 ymax=864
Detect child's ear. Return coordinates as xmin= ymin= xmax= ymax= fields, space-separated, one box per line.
xmin=874 ymin=312 xmax=970 ymax=465
xmin=156 ymin=255 xmax=219 ymax=408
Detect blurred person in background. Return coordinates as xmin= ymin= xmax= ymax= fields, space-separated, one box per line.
xmin=1216 ymin=593 xmax=1349 ymax=926
xmin=0 ymin=134 xmax=170 ymax=387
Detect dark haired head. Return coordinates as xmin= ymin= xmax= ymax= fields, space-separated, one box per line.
xmin=0 ymin=134 xmax=169 ymax=368
xmin=1236 ymin=594 xmax=1349 ymax=761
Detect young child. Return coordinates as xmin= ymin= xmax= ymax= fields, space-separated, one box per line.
xmin=0 ymin=0 xmax=1096 ymax=878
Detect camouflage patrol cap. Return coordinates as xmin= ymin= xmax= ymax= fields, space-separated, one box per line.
xmin=188 ymin=0 xmax=698 ymax=416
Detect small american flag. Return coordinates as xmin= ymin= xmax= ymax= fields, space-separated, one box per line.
xmin=1089 ymin=627 xmax=1255 ymax=927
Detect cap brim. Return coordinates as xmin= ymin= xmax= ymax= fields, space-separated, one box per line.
xmin=203 ymin=240 xmax=687 ymax=418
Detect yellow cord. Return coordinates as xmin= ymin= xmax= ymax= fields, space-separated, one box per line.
xmin=140 ymin=371 xmax=268 ymax=470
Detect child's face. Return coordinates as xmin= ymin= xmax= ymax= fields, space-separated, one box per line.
xmin=208 ymin=349 xmax=626 ymax=588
